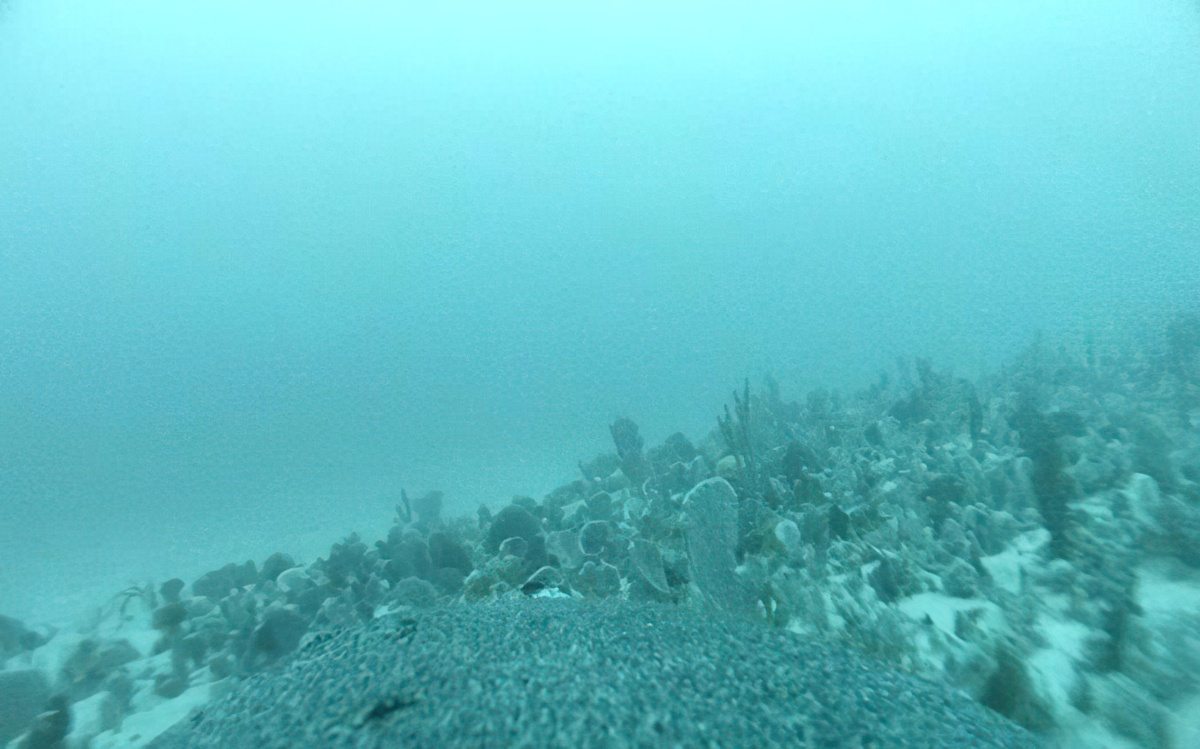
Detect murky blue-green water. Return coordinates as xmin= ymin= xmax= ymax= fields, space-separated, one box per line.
xmin=2 ymin=0 xmax=1197 ymax=628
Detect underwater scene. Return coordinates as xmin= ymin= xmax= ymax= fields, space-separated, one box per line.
xmin=2 ymin=0 xmax=1199 ymax=747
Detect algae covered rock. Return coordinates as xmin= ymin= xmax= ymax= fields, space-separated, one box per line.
xmin=259 ymin=553 xmax=296 ymax=584
xmin=159 ymin=578 xmax=186 ymax=604
xmin=61 ymin=638 xmax=140 ymax=700
xmin=14 ymin=693 xmax=70 ymax=749
xmin=391 ymin=578 xmax=439 ymax=608
xmin=192 ymin=562 xmax=257 ymax=600
xmin=427 ymin=532 xmax=472 ymax=576
xmin=154 ymin=672 xmax=188 ymax=699
xmin=943 ymin=558 xmax=981 ymax=598
xmin=0 ymin=614 xmax=44 ymax=658
xmin=484 ymin=505 xmax=542 ymax=553
xmin=0 ymin=669 xmax=51 ymax=745
xmin=251 ymin=606 xmax=308 ymax=665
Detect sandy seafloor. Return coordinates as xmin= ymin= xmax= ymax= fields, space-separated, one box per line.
xmin=4 ymin=328 xmax=1200 ymax=749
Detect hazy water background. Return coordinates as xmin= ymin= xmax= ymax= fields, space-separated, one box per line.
xmin=2 ymin=0 xmax=1198 ymax=624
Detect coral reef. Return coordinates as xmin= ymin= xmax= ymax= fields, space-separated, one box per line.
xmin=4 ymin=315 xmax=1200 ymax=747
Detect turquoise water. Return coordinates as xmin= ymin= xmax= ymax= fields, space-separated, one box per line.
xmin=2 ymin=0 xmax=1198 ymax=623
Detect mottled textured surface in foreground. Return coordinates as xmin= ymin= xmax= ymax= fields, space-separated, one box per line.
xmin=151 ymin=598 xmax=1041 ymax=749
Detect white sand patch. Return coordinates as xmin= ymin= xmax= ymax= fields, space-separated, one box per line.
xmin=1172 ymin=693 xmax=1200 ymax=749
xmin=1036 ymin=616 xmax=1089 ymax=660
xmin=23 ymin=631 xmax=84 ymax=676
xmin=980 ymin=529 xmax=1050 ymax=595
xmin=1051 ymin=716 xmax=1141 ymax=749
xmin=980 ymin=548 xmax=1024 ymax=595
xmin=897 ymin=592 xmax=1001 ymax=637
xmin=65 ymin=691 xmax=122 ymax=747
xmin=90 ymin=680 xmax=215 ymax=749
xmin=1138 ymin=558 xmax=1200 ymax=617
xmin=1136 ymin=558 xmax=1200 ymax=748
xmin=1026 ymin=644 xmax=1079 ymax=725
